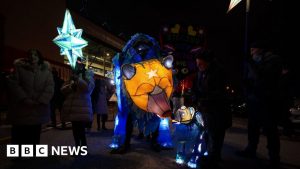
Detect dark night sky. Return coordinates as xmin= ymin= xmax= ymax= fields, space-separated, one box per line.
xmin=68 ymin=0 xmax=232 ymax=38
xmin=66 ymin=0 xmax=298 ymax=94
xmin=66 ymin=0 xmax=283 ymax=40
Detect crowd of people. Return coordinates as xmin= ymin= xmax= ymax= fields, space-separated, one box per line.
xmin=1 ymin=39 xmax=297 ymax=169
xmin=3 ymin=50 xmax=111 ymax=150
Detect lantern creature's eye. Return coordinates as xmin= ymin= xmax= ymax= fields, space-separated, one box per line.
xmin=181 ymin=68 xmax=189 ymax=74
xmin=122 ymin=64 xmax=136 ymax=80
xmin=162 ymin=55 xmax=173 ymax=69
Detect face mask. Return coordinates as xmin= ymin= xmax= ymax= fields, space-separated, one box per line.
xmin=252 ymin=54 xmax=262 ymax=63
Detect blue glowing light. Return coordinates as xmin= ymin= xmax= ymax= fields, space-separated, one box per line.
xmin=109 ymin=135 xmax=121 ymax=149
xmin=110 ymin=79 xmax=115 ymax=85
xmin=109 ymin=143 xmax=119 ymax=149
xmin=159 ymin=118 xmax=169 ymax=130
xmin=197 ymin=143 xmax=202 ymax=153
xmin=114 ymin=67 xmax=122 ymax=113
xmin=157 ymin=118 xmax=173 ymax=148
xmin=53 ymin=9 xmax=88 ymax=69
xmin=110 ymin=54 xmax=128 ymax=147
xmin=114 ymin=114 xmax=119 ymax=127
xmin=176 ymin=158 xmax=185 ymax=165
xmin=176 ymin=153 xmax=185 ymax=165
xmin=187 ymin=161 xmax=197 ymax=168
xmin=187 ymin=155 xmax=200 ymax=168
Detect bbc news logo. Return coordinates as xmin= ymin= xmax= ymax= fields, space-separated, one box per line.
xmin=6 ymin=145 xmax=88 ymax=157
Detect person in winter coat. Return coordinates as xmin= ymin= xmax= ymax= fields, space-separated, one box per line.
xmin=7 ymin=49 xmax=54 ymax=145
xmin=61 ymin=64 xmax=94 ymax=148
xmin=192 ymin=49 xmax=231 ymax=167
xmin=92 ymin=79 xmax=109 ymax=130
xmin=237 ymin=40 xmax=282 ymax=168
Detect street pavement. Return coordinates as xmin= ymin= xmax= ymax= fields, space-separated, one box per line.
xmin=0 ymin=116 xmax=300 ymax=169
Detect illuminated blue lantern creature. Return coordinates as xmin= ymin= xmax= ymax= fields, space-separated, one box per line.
xmin=173 ymin=106 xmax=208 ymax=168
xmin=110 ymin=33 xmax=174 ymax=153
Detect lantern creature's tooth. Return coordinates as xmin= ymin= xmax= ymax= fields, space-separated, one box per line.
xmin=151 ymin=86 xmax=163 ymax=95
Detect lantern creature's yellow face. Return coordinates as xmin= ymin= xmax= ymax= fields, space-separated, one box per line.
xmin=122 ymin=56 xmax=173 ymax=117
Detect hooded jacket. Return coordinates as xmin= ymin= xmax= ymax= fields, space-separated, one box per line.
xmin=61 ymin=70 xmax=95 ymax=122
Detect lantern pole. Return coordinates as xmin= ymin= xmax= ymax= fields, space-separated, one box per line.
xmin=244 ymin=0 xmax=250 ymax=58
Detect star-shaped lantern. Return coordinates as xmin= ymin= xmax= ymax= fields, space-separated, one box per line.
xmin=227 ymin=0 xmax=242 ymax=13
xmin=53 ymin=9 xmax=88 ymax=69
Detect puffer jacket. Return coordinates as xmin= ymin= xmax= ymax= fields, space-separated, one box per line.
xmin=7 ymin=58 xmax=54 ymax=125
xmin=61 ymin=73 xmax=95 ymax=122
